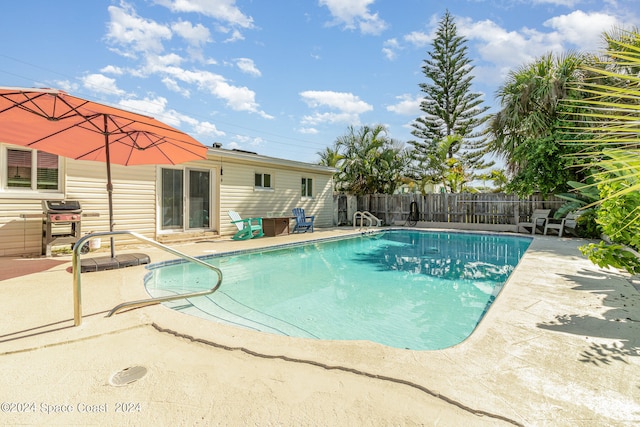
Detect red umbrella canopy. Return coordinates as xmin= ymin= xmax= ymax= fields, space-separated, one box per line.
xmin=0 ymin=86 xmax=208 ymax=165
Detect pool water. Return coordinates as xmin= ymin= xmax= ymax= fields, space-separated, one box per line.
xmin=145 ymin=230 xmax=531 ymax=350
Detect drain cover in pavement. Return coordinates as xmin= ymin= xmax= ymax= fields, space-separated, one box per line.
xmin=109 ymin=366 xmax=147 ymax=386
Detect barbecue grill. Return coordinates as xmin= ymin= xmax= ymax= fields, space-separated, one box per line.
xmin=42 ymin=200 xmax=83 ymax=257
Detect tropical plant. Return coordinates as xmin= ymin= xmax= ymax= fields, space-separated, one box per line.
xmin=317 ymin=144 xmax=343 ymax=168
xmin=411 ymin=134 xmax=474 ymax=192
xmin=409 ymin=10 xmax=492 ymax=191
xmin=488 ymin=52 xmax=591 ymax=196
xmin=554 ymin=179 xmax=600 ymax=217
xmin=489 ymin=169 xmax=509 ymax=193
xmin=562 ymin=29 xmax=640 ymax=273
xmin=333 ymin=124 xmax=410 ymax=195
xmin=552 ymin=178 xmax=601 ymax=238
xmin=475 ymin=169 xmax=509 ymax=193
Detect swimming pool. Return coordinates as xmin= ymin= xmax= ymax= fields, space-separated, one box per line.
xmin=145 ymin=230 xmax=531 ymax=350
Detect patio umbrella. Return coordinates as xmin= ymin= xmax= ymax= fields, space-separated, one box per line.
xmin=0 ymin=86 xmax=209 ymax=258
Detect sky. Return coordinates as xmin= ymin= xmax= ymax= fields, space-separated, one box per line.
xmin=0 ymin=0 xmax=637 ymax=164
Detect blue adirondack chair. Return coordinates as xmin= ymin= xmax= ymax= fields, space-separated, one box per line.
xmin=292 ymin=208 xmax=315 ymax=233
xmin=228 ymin=210 xmax=264 ymax=240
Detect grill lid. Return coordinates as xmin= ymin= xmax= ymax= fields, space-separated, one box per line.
xmin=43 ymin=200 xmax=82 ymax=213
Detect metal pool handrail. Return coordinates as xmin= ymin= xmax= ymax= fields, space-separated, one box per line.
xmin=71 ymin=230 xmax=223 ymax=326
xmin=353 ymin=210 xmax=382 ymax=228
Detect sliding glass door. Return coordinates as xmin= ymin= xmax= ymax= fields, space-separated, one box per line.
xmin=188 ymin=169 xmax=210 ymax=229
xmin=161 ymin=169 xmax=183 ymax=230
xmin=161 ymin=168 xmax=212 ymax=231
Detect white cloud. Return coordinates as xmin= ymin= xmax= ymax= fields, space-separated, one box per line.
xmin=301 ymin=111 xmax=358 ymax=126
xmin=460 ymin=18 xmax=553 ymax=67
xmin=230 ymin=134 xmax=264 ymax=149
xmin=382 ymin=29 xmax=431 ymax=61
xmin=453 ymin=9 xmax=627 ymax=87
xmin=382 ymin=38 xmax=400 ymax=60
xmin=319 ymin=0 xmax=387 ymax=35
xmin=300 ymin=90 xmax=372 ymax=113
xmin=249 ymin=136 xmax=265 ymax=147
xmin=103 ymin=2 xmax=271 ymax=119
xmin=117 ymin=95 xmax=221 ymax=142
xmin=153 ymin=0 xmax=254 ymax=28
xmin=299 ymin=90 xmax=373 ymax=126
xmin=100 ymin=65 xmax=125 ymax=75
xmin=118 ymin=96 xmax=169 ymax=118
xmin=194 ymin=121 xmax=226 ymax=137
xmin=544 ymin=10 xmax=618 ymax=52
xmin=456 ymin=17 xmax=565 ymax=85
xmin=235 ymin=58 xmax=261 ymax=77
xmin=404 ymin=31 xmax=432 ymax=47
xmin=298 ymin=127 xmax=319 ymax=134
xmin=162 ymin=77 xmax=191 ymax=97
xmin=532 ymin=0 xmax=579 ymax=6
xmin=82 ymin=74 xmax=126 ymax=96
xmin=224 ymin=28 xmax=245 ymax=43
xmin=171 ymin=20 xmax=211 ymax=46
xmin=106 ymin=4 xmax=172 ymax=55
xmin=148 ymin=53 xmax=185 ymax=69
xmin=157 ymin=66 xmax=272 ymax=118
xmin=55 ymin=80 xmax=79 ymax=93
xmin=358 ymin=12 xmax=387 ymax=35
xmin=386 ymin=94 xmax=422 ymax=116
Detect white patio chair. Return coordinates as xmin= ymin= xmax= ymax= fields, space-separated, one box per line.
xmin=517 ymin=209 xmax=551 ymax=235
xmin=544 ymin=212 xmax=580 ymax=237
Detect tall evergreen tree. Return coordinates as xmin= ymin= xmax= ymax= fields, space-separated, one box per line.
xmin=409 ymin=10 xmax=491 ymax=191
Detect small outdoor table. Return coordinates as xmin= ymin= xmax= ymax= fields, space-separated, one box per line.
xmin=262 ymin=216 xmax=294 ymax=237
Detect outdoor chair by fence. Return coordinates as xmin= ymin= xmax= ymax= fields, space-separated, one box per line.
xmin=228 ymin=210 xmax=264 ymax=240
xmin=517 ymin=209 xmax=551 ymax=235
xmin=292 ymin=208 xmax=315 ymax=233
xmin=544 ymin=212 xmax=580 ymax=237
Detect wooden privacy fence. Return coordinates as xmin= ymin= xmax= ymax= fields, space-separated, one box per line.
xmin=334 ymin=193 xmax=565 ymax=227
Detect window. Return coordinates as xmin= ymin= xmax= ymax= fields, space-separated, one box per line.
xmin=254 ymin=172 xmax=272 ymax=189
xmin=4 ymin=147 xmax=60 ymax=191
xmin=302 ymin=177 xmax=313 ymax=198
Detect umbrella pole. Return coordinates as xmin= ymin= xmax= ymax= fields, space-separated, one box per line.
xmin=104 ymin=116 xmax=116 ymax=259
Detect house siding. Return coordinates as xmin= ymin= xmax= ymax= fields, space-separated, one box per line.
xmin=66 ymin=161 xmax=157 ymax=244
xmin=218 ymin=157 xmax=333 ymax=237
xmin=0 ymin=199 xmax=43 ymax=256
xmin=0 ymin=145 xmax=335 ymax=256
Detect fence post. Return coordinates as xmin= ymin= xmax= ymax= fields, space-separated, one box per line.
xmin=384 ymin=194 xmax=389 ymax=225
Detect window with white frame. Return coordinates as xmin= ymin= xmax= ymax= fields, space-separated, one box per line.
xmin=301 ymin=177 xmax=313 ymax=198
xmin=254 ymin=172 xmax=272 ymax=189
xmin=3 ymin=147 xmax=60 ymax=192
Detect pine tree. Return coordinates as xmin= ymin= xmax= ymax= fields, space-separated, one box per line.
xmin=410 ymin=10 xmax=492 ymax=191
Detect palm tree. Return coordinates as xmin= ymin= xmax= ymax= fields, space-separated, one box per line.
xmin=489 ymin=52 xmax=586 ymax=168
xmin=410 ymin=134 xmax=472 ymax=193
xmin=488 ymin=51 xmax=591 ymax=195
xmin=334 ymin=124 xmax=409 ymax=195
xmin=317 ymin=144 xmax=343 ymax=168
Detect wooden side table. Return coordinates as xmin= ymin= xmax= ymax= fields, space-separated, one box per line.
xmin=262 ymin=217 xmax=293 ymax=237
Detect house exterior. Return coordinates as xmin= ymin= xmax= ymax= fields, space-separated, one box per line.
xmin=0 ymin=143 xmax=336 ymax=257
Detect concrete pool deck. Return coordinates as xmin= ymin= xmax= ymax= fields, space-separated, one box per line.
xmin=1 ymin=228 xmax=639 ymax=426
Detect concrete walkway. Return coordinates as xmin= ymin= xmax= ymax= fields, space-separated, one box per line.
xmin=1 ymin=228 xmax=639 ymax=426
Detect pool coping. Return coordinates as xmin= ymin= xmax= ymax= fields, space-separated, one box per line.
xmin=1 ymin=227 xmax=639 ymax=425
